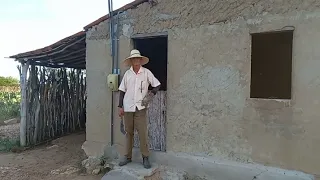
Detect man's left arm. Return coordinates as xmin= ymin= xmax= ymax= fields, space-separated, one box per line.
xmin=147 ymin=71 xmax=161 ymax=95
xmin=151 ymin=85 xmax=160 ymax=95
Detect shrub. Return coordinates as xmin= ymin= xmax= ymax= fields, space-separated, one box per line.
xmin=0 ymin=76 xmax=19 ymax=87
xmin=0 ymin=91 xmax=21 ymax=122
xmin=0 ymin=138 xmax=20 ymax=152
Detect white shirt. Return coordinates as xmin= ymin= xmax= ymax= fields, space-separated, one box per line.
xmin=119 ymin=67 xmax=161 ymax=112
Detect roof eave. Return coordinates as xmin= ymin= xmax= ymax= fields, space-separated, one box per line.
xmin=9 ymin=31 xmax=86 ymax=59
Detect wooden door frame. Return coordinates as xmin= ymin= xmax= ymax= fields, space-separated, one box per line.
xmin=131 ymin=32 xmax=168 ymax=39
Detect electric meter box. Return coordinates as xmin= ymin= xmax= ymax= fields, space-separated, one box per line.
xmin=107 ymin=74 xmax=119 ymax=91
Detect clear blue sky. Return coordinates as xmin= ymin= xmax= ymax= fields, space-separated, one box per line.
xmin=0 ymin=0 xmax=133 ymax=78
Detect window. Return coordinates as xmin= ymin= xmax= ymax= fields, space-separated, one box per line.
xmin=250 ymin=30 xmax=293 ymax=99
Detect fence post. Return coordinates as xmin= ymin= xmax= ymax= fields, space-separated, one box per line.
xmin=19 ymin=61 xmax=29 ymax=147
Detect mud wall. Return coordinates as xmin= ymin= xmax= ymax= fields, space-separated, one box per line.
xmin=85 ymin=0 xmax=320 ymax=176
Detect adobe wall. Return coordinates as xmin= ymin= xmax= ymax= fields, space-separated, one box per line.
xmin=85 ymin=0 xmax=320 ymax=176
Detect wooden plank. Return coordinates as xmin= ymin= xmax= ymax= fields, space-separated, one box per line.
xmin=133 ymin=91 xmax=166 ymax=151
xmin=152 ymin=93 xmax=161 ymax=150
xmin=131 ymin=32 xmax=168 ymax=39
xmin=160 ymin=91 xmax=166 ymax=151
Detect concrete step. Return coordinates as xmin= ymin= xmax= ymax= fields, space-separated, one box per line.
xmin=99 ymin=146 xmax=314 ymax=180
xmin=101 ymin=162 xmax=186 ymax=180
xmin=145 ymin=150 xmax=314 ymax=180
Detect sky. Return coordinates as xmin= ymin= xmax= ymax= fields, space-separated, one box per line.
xmin=0 ymin=0 xmax=134 ymax=79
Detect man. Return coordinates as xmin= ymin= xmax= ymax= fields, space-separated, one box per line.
xmin=118 ymin=49 xmax=161 ymax=169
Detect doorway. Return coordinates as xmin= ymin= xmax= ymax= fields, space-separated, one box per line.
xmin=132 ymin=35 xmax=168 ymax=151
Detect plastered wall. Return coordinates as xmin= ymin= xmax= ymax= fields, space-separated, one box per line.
xmin=84 ymin=0 xmax=320 ymax=176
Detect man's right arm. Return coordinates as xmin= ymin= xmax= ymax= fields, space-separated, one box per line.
xmin=118 ymin=90 xmax=125 ymax=108
xmin=118 ymin=73 xmax=127 ymax=117
xmin=118 ymin=72 xmax=127 ymax=109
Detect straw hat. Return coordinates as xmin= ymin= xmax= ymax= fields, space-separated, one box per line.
xmin=123 ymin=49 xmax=149 ymax=66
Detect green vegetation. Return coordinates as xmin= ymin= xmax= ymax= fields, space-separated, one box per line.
xmin=0 ymin=138 xmax=20 ymax=152
xmin=0 ymin=76 xmax=19 ymax=86
xmin=0 ymin=76 xmax=21 ymax=152
xmin=0 ymin=91 xmax=21 ymax=122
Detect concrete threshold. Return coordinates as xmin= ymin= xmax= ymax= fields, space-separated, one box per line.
xmin=102 ymin=162 xmax=186 ymax=180
xmin=126 ymin=148 xmax=315 ymax=180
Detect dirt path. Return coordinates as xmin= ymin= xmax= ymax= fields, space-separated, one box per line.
xmin=0 ymin=132 xmax=103 ymax=180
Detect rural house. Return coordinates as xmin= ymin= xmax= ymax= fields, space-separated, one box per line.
xmin=9 ymin=0 xmax=320 ymax=178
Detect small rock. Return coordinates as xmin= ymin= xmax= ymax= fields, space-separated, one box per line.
xmin=82 ymin=156 xmax=102 ymax=167
xmin=82 ymin=156 xmax=103 ymax=175
xmin=102 ymin=170 xmax=139 ymax=180
xmin=51 ymin=165 xmax=80 ymax=175
xmin=92 ymin=167 xmax=101 ymax=175
xmin=144 ymin=168 xmax=161 ymax=180
xmin=104 ymin=163 xmax=110 ymax=168
xmin=64 ymin=166 xmax=81 ymax=175
xmin=4 ymin=118 xmax=19 ymax=125
xmin=104 ymin=162 xmax=114 ymax=169
xmin=46 ymin=145 xmax=59 ymax=149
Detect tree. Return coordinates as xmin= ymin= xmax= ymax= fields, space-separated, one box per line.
xmin=0 ymin=76 xmax=19 ymax=86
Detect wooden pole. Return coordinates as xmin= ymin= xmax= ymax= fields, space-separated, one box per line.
xmin=33 ymin=67 xmax=40 ymax=144
xmin=19 ymin=61 xmax=29 ymax=147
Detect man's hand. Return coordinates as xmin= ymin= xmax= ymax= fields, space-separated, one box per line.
xmin=142 ymin=92 xmax=155 ymax=107
xmin=118 ymin=107 xmax=124 ymax=117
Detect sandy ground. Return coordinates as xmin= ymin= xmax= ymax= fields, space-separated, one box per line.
xmin=0 ymin=132 xmax=103 ymax=180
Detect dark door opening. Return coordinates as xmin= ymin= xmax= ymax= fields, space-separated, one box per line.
xmin=133 ymin=36 xmax=168 ymax=91
xmin=132 ymin=36 xmax=167 ymax=151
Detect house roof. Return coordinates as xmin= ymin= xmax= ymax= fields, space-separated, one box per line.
xmin=84 ymin=0 xmax=148 ymax=30
xmin=9 ymin=31 xmax=86 ymax=69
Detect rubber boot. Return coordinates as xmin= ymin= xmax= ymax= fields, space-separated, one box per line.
xmin=143 ymin=157 xmax=151 ymax=169
xmin=119 ymin=157 xmax=132 ymax=166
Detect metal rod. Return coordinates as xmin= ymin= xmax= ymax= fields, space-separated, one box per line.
xmin=116 ymin=11 xmax=122 ymax=74
xmin=108 ymin=0 xmax=115 ymax=146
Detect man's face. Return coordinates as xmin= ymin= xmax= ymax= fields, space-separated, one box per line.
xmin=131 ymin=57 xmax=142 ymax=66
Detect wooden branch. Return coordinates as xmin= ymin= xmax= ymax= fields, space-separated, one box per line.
xmin=33 ymin=71 xmax=41 ymax=144
xmin=19 ymin=64 xmax=86 ymax=146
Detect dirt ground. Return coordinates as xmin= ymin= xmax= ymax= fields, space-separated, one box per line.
xmin=0 ymin=123 xmax=20 ymax=139
xmin=0 ymin=132 xmax=103 ymax=180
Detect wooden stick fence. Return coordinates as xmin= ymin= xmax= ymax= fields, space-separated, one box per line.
xmin=18 ymin=64 xmax=86 ymax=146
